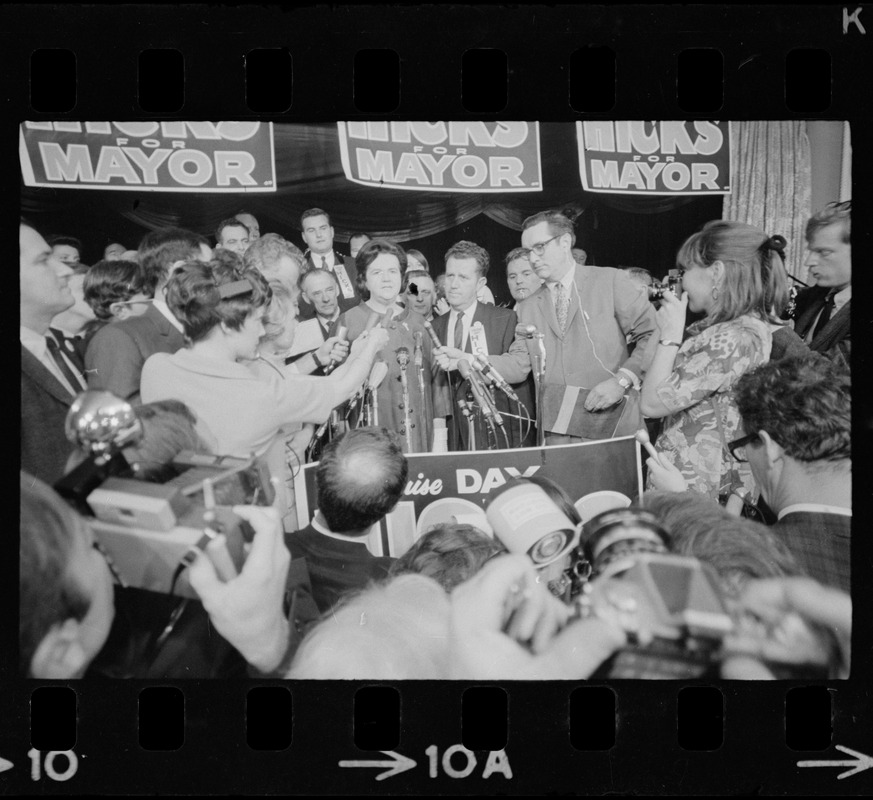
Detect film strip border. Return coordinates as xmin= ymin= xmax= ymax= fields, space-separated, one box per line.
xmin=2 ymin=5 xmax=869 ymax=118
xmin=1 ymin=681 xmax=869 ymax=793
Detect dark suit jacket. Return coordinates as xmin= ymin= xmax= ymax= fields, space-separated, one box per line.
xmin=298 ymin=251 xmax=361 ymax=320
xmin=21 ymin=345 xmax=77 ymax=485
xmin=792 ymin=286 xmax=850 ymax=368
xmin=772 ymin=511 xmax=850 ymax=594
xmin=432 ymin=303 xmax=536 ymax=449
xmin=284 ymin=523 xmax=395 ymax=613
xmin=84 ymin=303 xmax=186 ymax=401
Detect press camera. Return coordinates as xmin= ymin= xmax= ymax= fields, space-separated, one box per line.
xmin=54 ymin=391 xmax=274 ymax=597
xmin=487 ymin=487 xmax=836 ymax=679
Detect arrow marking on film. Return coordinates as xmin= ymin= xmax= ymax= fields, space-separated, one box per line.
xmin=798 ymin=745 xmax=873 ymax=780
xmin=339 ymin=750 xmax=416 ymax=781
xmin=0 ymin=755 xmax=13 ymax=775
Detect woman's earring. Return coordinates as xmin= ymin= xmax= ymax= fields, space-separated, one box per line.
xmin=711 ymin=286 xmax=720 ymax=301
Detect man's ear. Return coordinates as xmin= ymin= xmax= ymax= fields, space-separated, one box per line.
xmin=476 ymin=275 xmax=487 ymax=293
xmin=758 ymin=429 xmax=784 ymax=467
xmin=29 ymin=619 xmax=89 ymax=679
xmin=110 ymin=301 xmax=131 ymax=321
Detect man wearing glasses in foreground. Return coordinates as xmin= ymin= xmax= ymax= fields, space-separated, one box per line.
xmin=489 ymin=210 xmax=657 ymax=444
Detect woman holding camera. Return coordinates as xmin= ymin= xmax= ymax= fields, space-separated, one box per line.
xmin=640 ymin=220 xmax=788 ymax=501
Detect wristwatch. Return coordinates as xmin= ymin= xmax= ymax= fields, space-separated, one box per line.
xmin=616 ymin=374 xmax=632 ymax=392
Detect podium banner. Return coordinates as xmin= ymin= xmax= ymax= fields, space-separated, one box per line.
xmin=294 ymin=436 xmax=642 ymax=557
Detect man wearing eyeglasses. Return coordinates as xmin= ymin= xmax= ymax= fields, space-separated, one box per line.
xmin=488 ymin=211 xmax=657 ymax=444
xmin=732 ymin=355 xmax=850 ymax=594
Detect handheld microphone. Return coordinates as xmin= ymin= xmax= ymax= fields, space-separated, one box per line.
xmin=380 ymin=308 xmax=395 ymax=328
xmin=458 ymin=359 xmax=504 ymax=427
xmin=413 ymin=331 xmax=423 ymax=368
xmin=422 ymin=319 xmax=443 ymax=349
xmin=515 ymin=323 xmax=538 ymax=339
xmin=368 ymin=360 xmax=389 ymax=391
xmin=323 ymin=324 xmax=348 ymax=375
xmin=473 ymin=354 xmax=520 ymax=402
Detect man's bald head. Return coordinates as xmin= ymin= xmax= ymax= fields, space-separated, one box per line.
xmin=315 ymin=427 xmax=408 ymax=534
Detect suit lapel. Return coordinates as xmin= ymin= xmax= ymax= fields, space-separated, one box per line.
xmin=539 ymin=287 xmax=561 ymax=338
xmin=563 ymin=264 xmax=585 ymax=333
xmin=810 ymin=299 xmax=850 ymax=350
xmin=21 ymin=346 xmax=75 ymax=405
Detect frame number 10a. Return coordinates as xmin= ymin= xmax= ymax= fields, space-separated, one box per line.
xmin=340 ymin=744 xmax=512 ymax=781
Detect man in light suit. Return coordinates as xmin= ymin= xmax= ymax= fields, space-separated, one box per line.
xmin=734 ymin=355 xmax=850 ymax=594
xmin=793 ymin=200 xmax=851 ymax=370
xmin=433 ymin=241 xmax=536 ymax=449
xmin=84 ymin=227 xmax=211 ymax=402
xmin=489 ymin=211 xmax=658 ymax=444
xmin=297 ymin=207 xmax=360 ymax=320
xmin=20 ymin=221 xmax=84 ymax=484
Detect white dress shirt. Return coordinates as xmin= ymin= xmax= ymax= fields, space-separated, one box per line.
xmin=21 ymin=325 xmax=79 ymax=396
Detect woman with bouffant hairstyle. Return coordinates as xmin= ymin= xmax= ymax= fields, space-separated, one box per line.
xmin=641 ymin=221 xmax=786 ymax=501
xmin=140 ymin=260 xmax=386 ymax=470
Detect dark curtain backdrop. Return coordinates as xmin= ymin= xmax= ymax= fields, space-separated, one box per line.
xmin=21 ymin=122 xmax=723 ymax=306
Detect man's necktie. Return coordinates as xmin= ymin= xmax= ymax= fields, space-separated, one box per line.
xmin=45 ymin=335 xmax=87 ymax=392
xmin=454 ymin=310 xmax=465 ymax=350
xmin=555 ymin=282 xmax=569 ymax=335
xmin=49 ymin=327 xmax=86 ymax=373
xmin=812 ymin=291 xmax=836 ymax=340
xmin=321 ymin=255 xmax=328 ymax=270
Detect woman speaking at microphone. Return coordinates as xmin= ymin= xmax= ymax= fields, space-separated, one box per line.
xmin=140 ymin=260 xmax=387 ymax=466
xmin=341 ymin=239 xmax=448 ymax=453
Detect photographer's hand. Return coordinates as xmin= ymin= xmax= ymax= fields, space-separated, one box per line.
xmin=721 ymin=577 xmax=851 ymax=679
xmin=449 ymin=554 xmax=625 ymax=679
xmin=188 ymin=505 xmax=291 ymax=673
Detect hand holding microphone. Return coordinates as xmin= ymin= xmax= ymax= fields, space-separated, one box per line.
xmin=322 ymin=325 xmax=349 ymax=374
xmin=636 ymin=428 xmax=688 ymax=493
xmin=459 ymin=359 xmax=504 ymax=427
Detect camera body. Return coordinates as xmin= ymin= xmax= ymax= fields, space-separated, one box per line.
xmin=648 ymin=271 xmax=682 ymax=301
xmin=83 ymin=450 xmax=274 ymax=598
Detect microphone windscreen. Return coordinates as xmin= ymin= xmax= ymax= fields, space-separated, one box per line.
xmin=457 ymin=358 xmax=473 ymax=379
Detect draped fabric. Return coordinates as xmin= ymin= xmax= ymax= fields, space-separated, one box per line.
xmin=722 ymin=121 xmax=812 ymax=280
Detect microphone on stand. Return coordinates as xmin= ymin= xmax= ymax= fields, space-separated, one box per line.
xmin=413 ymin=331 xmax=423 ymax=368
xmin=422 ymin=319 xmax=443 ymax=349
xmin=473 ymin=354 xmax=520 ymax=402
xmin=458 ymin=359 xmax=504 ymax=428
xmin=396 ymin=347 xmax=414 ymax=452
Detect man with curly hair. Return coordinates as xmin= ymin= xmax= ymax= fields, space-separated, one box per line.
xmin=732 ymin=355 xmax=850 ymax=592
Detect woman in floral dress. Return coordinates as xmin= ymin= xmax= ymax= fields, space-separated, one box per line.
xmin=640 ymin=220 xmax=789 ymax=501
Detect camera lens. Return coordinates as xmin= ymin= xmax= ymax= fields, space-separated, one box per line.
xmin=582 ymin=508 xmax=670 ymax=576
xmin=531 ymin=531 xmax=568 ymax=563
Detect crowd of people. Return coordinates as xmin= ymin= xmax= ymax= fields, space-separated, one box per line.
xmin=19 ymin=198 xmax=851 ymax=679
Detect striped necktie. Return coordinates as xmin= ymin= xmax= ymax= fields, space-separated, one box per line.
xmin=555 ymin=282 xmax=569 ymax=335
xmin=454 ymin=310 xmax=465 ymax=350
xmin=45 ymin=335 xmax=87 ymax=392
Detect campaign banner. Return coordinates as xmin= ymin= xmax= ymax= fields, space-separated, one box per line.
xmin=576 ymin=120 xmax=731 ymax=195
xmin=19 ymin=121 xmax=277 ymax=193
xmin=294 ymin=437 xmax=642 ymax=558
xmin=337 ymin=121 xmax=543 ymax=193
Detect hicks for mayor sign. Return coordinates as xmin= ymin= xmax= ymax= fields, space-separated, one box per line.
xmin=20 ymin=121 xmax=277 ymax=192
xmin=338 ymin=121 xmax=543 ymax=192
xmin=576 ymin=121 xmax=731 ymax=195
